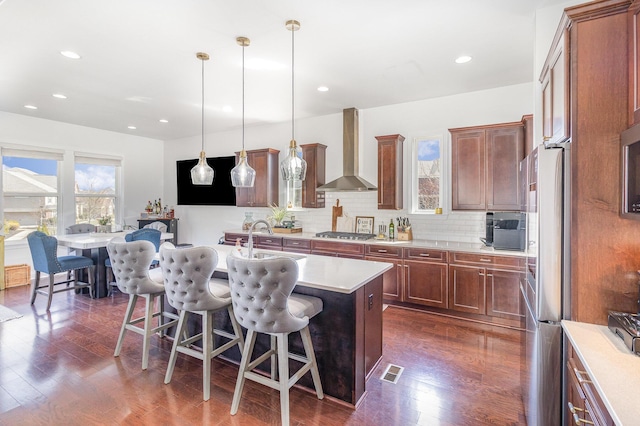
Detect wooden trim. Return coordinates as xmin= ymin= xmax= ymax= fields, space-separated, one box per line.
xmin=449 ymin=121 xmax=524 ymax=133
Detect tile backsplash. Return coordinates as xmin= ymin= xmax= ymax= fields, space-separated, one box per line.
xmin=242 ymin=192 xmax=486 ymax=244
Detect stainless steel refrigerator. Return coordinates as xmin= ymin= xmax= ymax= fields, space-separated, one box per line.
xmin=520 ymin=143 xmax=571 ymax=426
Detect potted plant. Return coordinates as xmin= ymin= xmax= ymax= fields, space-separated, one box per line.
xmin=267 ymin=203 xmax=290 ymax=228
xmin=97 ymin=216 xmax=111 ymax=233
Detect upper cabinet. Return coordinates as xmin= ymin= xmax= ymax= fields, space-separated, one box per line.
xmin=376 ymin=134 xmax=404 ymax=210
xmin=235 ymin=148 xmax=280 ymax=207
xmin=450 ymin=121 xmax=525 ymax=211
xmin=300 ymin=143 xmax=327 ymax=209
xmin=540 ymin=28 xmax=570 ymax=146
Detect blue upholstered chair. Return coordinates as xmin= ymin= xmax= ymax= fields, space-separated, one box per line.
xmin=27 ymin=231 xmax=96 ymax=311
xmin=108 ymin=238 xmax=179 ymax=370
xmin=226 ymin=255 xmax=324 ymax=426
xmin=107 ymin=228 xmax=162 ymax=296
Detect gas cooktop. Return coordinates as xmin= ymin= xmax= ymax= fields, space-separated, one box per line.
xmin=315 ymin=231 xmax=376 ymax=241
xmin=608 ymin=311 xmax=640 ymax=355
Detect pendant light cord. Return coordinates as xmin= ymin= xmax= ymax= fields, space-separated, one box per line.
xmin=291 ymin=25 xmax=295 ymax=142
xmin=201 ymin=56 xmax=205 ymax=152
xmin=242 ymin=43 xmax=245 ymax=150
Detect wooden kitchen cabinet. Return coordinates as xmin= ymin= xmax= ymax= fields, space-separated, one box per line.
xmin=540 ymin=28 xmax=569 ymax=145
xmin=365 ymin=244 xmax=404 ymax=302
xmin=376 ymin=134 xmax=404 ymax=210
xmin=300 ymin=143 xmax=326 ymax=208
xmin=235 ymin=148 xmax=279 ymax=207
xmin=485 ymin=268 xmax=524 ymax=321
xmin=450 ymin=122 xmax=524 ymax=211
xmin=566 ymin=342 xmax=614 ymax=426
xmin=449 ymin=264 xmax=486 ymax=315
xmin=630 ymin=2 xmax=640 ymax=125
xmin=403 ymin=248 xmax=448 ymax=309
xmin=282 ymin=237 xmax=311 ymax=254
xmin=311 ymin=239 xmax=364 ymax=259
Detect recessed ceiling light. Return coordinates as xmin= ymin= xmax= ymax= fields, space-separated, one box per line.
xmin=60 ymin=50 xmax=81 ymax=59
xmin=24 ymin=105 xmax=38 ymax=110
xmin=159 ymin=119 xmax=169 ymax=123
xmin=317 ymin=86 xmax=329 ymax=92
xmin=52 ymin=93 xmax=67 ymax=99
xmin=455 ymin=55 xmax=472 ymax=64
xmin=222 ymin=105 xmax=233 ymax=113
xmin=127 ymin=126 xmax=137 ymax=130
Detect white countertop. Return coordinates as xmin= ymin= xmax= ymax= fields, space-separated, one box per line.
xmin=562 ymin=320 xmax=640 ymax=425
xmin=57 ymin=231 xmax=173 ymax=249
xmin=212 ymin=243 xmax=393 ymax=295
xmin=225 ymin=229 xmax=528 ymax=258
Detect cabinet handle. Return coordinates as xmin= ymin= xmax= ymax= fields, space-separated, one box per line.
xmin=480 ymin=258 xmax=492 ymax=263
xmin=572 ymin=414 xmax=593 ymax=425
xmin=479 ymin=273 xmax=485 ymax=276
xmin=377 ymin=249 xmax=388 ymax=253
xmin=568 ymin=402 xmax=587 ymax=414
xmin=419 ymin=253 xmax=430 ymax=257
xmin=573 ymin=368 xmax=592 ymax=384
xmin=487 ymin=274 xmax=493 ymax=277
xmin=291 ymin=242 xmax=300 ymax=245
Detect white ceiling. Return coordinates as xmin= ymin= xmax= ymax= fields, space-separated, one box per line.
xmin=0 ymin=0 xmax=568 ymax=141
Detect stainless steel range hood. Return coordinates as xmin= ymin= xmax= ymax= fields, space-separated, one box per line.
xmin=317 ymin=107 xmax=377 ymax=192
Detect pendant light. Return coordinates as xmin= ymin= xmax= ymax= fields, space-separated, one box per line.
xmin=231 ymin=37 xmax=256 ymax=187
xmin=190 ymin=52 xmax=215 ymax=185
xmin=279 ymin=19 xmax=307 ymax=182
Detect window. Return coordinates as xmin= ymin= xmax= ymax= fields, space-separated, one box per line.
xmin=411 ymin=135 xmax=447 ymax=213
xmin=74 ymin=153 xmax=121 ymax=226
xmin=2 ymin=149 xmax=62 ymax=240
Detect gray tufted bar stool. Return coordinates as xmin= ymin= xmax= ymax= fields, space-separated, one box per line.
xmin=107 ymin=238 xmax=179 ymax=370
xmin=226 ymin=255 xmax=324 ymax=426
xmin=159 ymin=243 xmax=244 ymax=401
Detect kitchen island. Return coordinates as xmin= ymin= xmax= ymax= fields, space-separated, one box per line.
xmin=205 ymin=244 xmax=393 ymax=407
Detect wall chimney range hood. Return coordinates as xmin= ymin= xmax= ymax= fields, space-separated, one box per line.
xmin=317 ymin=107 xmax=377 ymax=192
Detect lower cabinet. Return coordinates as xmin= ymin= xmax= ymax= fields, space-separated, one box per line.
xmin=449 ymin=264 xmax=486 ymax=314
xmin=567 ymin=342 xmax=614 ymax=426
xmin=403 ymin=248 xmax=448 ymax=309
xmin=486 ymin=268 xmax=524 ymax=320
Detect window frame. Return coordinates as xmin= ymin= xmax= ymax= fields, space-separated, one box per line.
xmin=73 ymin=152 xmax=123 ymax=227
xmin=410 ymin=134 xmax=450 ymax=215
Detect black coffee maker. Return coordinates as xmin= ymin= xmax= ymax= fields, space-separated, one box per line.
xmin=482 ymin=212 xmax=526 ymax=251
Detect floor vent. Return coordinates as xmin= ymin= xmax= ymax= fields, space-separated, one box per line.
xmin=380 ymin=364 xmax=404 ymax=384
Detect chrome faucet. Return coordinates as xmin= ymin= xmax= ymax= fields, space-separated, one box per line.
xmin=247 ymin=219 xmax=273 ymax=259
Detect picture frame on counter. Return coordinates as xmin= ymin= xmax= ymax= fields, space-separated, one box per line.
xmin=355 ymin=216 xmax=374 ymax=234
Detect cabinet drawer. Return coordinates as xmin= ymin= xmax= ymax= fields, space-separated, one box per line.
xmin=283 ymin=238 xmax=311 ymax=251
xmin=365 ymin=244 xmax=403 ymax=258
xmin=225 ymin=232 xmax=248 ymax=245
xmin=567 ymin=347 xmax=614 ymax=426
xmin=404 ymin=248 xmax=447 ymax=263
xmin=311 ymin=240 xmax=364 ymax=257
xmin=256 ymin=235 xmax=282 ymax=249
xmin=450 ymin=252 xmax=521 ymax=269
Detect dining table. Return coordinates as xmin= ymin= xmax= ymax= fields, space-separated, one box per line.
xmin=56 ymin=231 xmax=173 ymax=298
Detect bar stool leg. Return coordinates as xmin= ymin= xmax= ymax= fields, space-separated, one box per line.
xmin=300 ymin=326 xmax=324 ymax=399
xmin=46 ymin=274 xmax=55 ymax=311
xmin=202 ymin=311 xmax=213 ymax=401
xmin=270 ymin=335 xmax=277 ymax=380
xmin=231 ymin=329 xmax=257 ymax=415
xmin=277 ymin=333 xmax=291 ymax=426
xmin=141 ymin=294 xmax=155 ymax=370
xmin=115 ymin=295 xmax=138 ymax=357
xmin=165 ymin=310 xmax=188 ymax=384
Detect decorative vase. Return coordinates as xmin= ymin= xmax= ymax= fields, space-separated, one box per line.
xmin=242 ymin=212 xmax=254 ymax=231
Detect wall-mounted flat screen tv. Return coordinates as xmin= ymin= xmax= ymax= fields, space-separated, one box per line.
xmin=176 ymin=156 xmax=237 ymax=206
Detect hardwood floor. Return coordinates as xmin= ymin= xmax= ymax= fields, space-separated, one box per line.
xmin=0 ymin=286 xmax=525 ymax=425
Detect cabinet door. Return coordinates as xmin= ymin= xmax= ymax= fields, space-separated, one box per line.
xmin=485 ymin=268 xmax=523 ymax=320
xmin=236 ymin=149 xmax=279 ymax=207
xmin=630 ymin=3 xmax=640 ymax=125
xmin=404 ymin=260 xmax=448 ymax=308
xmin=486 ymin=125 xmax=524 ymax=211
xmin=541 ymin=29 xmax=569 ymax=145
xmin=376 ymin=134 xmax=404 ymax=210
xmin=451 ymin=130 xmax=486 ymax=210
xmin=448 ymin=264 xmax=486 ymax=314
xmin=300 ymin=143 xmax=326 ymax=208
xmin=366 ymin=256 xmax=403 ymax=301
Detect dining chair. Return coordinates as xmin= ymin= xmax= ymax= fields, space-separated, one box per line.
xmin=159 ymin=243 xmax=244 ymax=401
xmin=226 ymin=255 xmax=324 ymax=426
xmin=27 ymin=231 xmax=96 ymax=311
xmin=106 ymin=228 xmax=161 ymax=296
xmin=65 ymin=223 xmax=97 ymax=234
xmin=108 ymin=237 xmax=179 ymax=370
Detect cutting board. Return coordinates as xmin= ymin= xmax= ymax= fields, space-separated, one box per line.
xmin=331 ymin=199 xmax=343 ymax=232
xmin=336 ymin=216 xmax=355 ymax=233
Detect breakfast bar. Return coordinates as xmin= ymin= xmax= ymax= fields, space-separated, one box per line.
xmin=208 ymin=244 xmax=393 ymax=407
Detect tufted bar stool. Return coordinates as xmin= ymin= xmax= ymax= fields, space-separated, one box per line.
xmin=107 ymin=238 xmax=179 ymax=370
xmin=226 ymin=255 xmax=324 ymax=426
xmin=159 ymin=243 xmax=245 ymax=401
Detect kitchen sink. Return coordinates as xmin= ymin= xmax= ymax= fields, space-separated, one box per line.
xmin=251 ymin=251 xmax=306 ymax=261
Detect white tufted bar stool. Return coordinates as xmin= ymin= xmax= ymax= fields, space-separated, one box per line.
xmin=107 ymin=238 xmax=179 ymax=370
xmin=226 ymin=255 xmax=324 ymax=426
xmin=159 ymin=243 xmax=244 ymax=401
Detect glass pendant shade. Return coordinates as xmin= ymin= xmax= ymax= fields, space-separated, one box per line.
xmin=191 ymin=52 xmax=214 ymax=185
xmin=280 ymin=139 xmax=307 ymax=181
xmin=191 ymin=151 xmax=214 ymax=185
xmin=231 ymin=149 xmax=256 ymax=187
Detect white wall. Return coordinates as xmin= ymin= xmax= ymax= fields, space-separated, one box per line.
xmin=164 ymin=82 xmax=534 ymax=247
xmin=0 ymin=111 xmax=164 ymax=268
